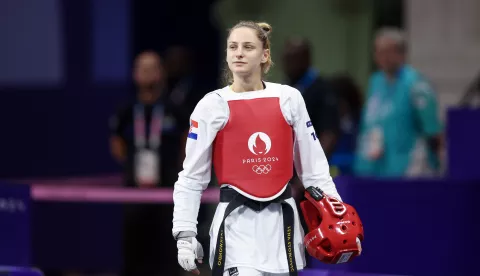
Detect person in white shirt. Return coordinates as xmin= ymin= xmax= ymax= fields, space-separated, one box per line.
xmin=172 ymin=21 xmax=361 ymax=276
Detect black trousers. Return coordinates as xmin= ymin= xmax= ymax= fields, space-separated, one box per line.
xmin=122 ymin=203 xmax=181 ymax=276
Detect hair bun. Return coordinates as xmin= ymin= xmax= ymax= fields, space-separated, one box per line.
xmin=256 ymin=22 xmax=272 ymax=36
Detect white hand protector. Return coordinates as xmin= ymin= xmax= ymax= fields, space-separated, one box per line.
xmin=177 ymin=237 xmax=204 ymax=273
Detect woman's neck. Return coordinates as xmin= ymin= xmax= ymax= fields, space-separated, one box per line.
xmin=231 ymin=74 xmax=264 ymax=92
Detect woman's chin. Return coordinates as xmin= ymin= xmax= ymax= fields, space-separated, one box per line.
xmin=232 ymin=68 xmax=251 ymax=76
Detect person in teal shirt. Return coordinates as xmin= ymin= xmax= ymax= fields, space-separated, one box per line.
xmin=354 ymin=27 xmax=444 ymax=177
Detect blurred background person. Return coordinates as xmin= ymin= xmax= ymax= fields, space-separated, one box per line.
xmin=329 ymin=74 xmax=364 ymax=176
xmin=353 ymin=27 xmax=444 ymax=178
xmin=164 ymin=45 xmax=198 ymax=114
xmin=281 ymin=37 xmax=340 ymax=190
xmin=164 ymin=45 xmax=208 ymax=163
xmin=109 ymin=50 xmax=186 ymax=188
xmin=281 ymin=37 xmax=340 ymax=158
xmin=281 ymin=37 xmax=342 ymax=270
xmin=109 ymin=50 xmax=183 ymax=276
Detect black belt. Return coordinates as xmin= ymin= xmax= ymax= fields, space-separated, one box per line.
xmin=212 ymin=186 xmax=298 ymax=276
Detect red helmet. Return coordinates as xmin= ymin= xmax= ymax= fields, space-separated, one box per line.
xmin=300 ymin=187 xmax=364 ymax=264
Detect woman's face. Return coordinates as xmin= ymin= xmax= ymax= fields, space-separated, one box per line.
xmin=226 ymin=27 xmax=269 ymax=78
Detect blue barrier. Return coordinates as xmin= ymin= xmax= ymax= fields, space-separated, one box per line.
xmin=31 ymin=177 xmax=480 ymax=276
xmin=1 ymin=176 xmax=479 ymax=276
xmin=0 ymin=266 xmax=43 ymax=276
xmin=32 ymin=201 xmax=123 ymax=271
xmin=447 ymin=108 xmax=480 ymax=180
xmin=311 ymin=176 xmax=480 ymax=276
xmin=0 ymin=183 xmax=31 ymax=267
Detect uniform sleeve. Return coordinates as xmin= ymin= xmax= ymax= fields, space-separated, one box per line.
xmin=288 ymin=86 xmax=342 ymax=201
xmin=410 ymin=79 xmax=442 ymax=136
xmin=172 ymin=92 xmax=228 ymax=236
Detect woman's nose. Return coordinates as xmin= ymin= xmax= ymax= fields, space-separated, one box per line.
xmin=234 ymin=47 xmax=244 ymax=57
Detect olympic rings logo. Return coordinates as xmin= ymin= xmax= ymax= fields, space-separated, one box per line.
xmin=252 ymin=164 xmax=272 ymax=174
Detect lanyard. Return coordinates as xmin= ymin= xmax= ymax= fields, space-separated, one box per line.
xmin=133 ymin=104 xmax=164 ymax=149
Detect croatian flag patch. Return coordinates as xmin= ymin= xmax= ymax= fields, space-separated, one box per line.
xmin=188 ymin=119 xmax=198 ymax=140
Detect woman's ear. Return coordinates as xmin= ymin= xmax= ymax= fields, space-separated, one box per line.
xmin=261 ymin=49 xmax=270 ymax=63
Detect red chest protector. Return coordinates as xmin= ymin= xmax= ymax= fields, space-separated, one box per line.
xmin=213 ymin=97 xmax=293 ymax=198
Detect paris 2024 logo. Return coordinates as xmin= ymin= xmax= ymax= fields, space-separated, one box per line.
xmin=244 ymin=132 xmax=279 ymax=174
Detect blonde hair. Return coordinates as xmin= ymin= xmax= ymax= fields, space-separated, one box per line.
xmin=224 ymin=21 xmax=273 ymax=85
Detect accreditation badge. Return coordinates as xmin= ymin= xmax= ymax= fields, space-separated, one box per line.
xmin=134 ymin=149 xmax=160 ymax=186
